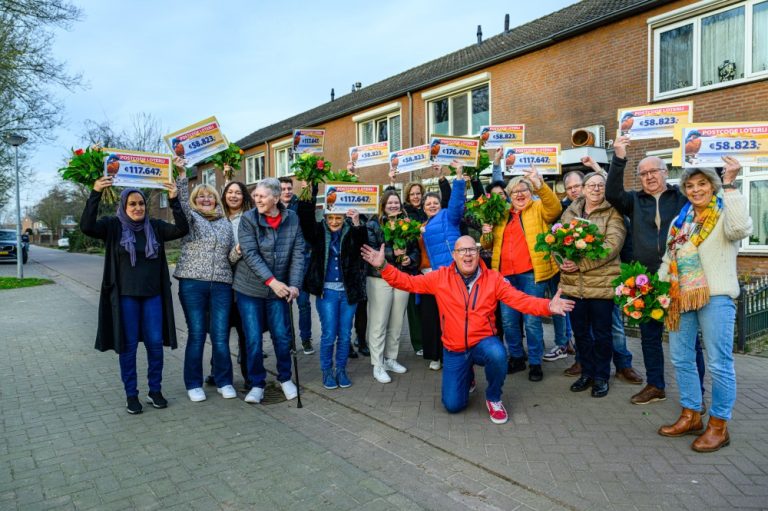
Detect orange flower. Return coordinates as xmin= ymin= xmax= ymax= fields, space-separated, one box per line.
xmin=624 ymin=276 xmax=635 ymax=287
xmin=584 ymin=234 xmax=594 ymax=243
xmin=633 ymin=298 xmax=645 ymax=309
xmin=239 ymin=149 xmax=244 ymax=155
xmin=544 ymin=234 xmax=555 ymax=244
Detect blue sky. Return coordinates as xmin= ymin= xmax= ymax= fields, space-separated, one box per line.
xmin=20 ymin=0 xmax=575 ymax=209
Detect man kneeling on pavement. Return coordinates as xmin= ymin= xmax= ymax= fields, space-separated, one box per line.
xmin=361 ymin=236 xmax=574 ymax=424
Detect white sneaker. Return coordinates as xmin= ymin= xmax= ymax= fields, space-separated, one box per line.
xmin=244 ymin=387 xmax=264 ymax=404
xmin=217 ymin=385 xmax=237 ymax=399
xmin=187 ymin=388 xmax=206 ymax=402
xmin=415 ymin=349 xmax=424 ymax=356
xmin=280 ymin=380 xmax=298 ymax=400
xmin=384 ymin=358 xmax=407 ymax=374
xmin=543 ymin=345 xmax=568 ymax=362
xmin=429 ymin=360 xmax=442 ymax=371
xmin=373 ymin=365 xmax=391 ymax=383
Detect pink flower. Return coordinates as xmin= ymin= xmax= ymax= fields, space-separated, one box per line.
xmin=630 ymin=310 xmax=643 ymax=320
xmin=615 ymin=284 xmax=625 ymax=296
xmin=316 ymin=160 xmax=325 ymax=170
xmin=635 ymin=274 xmax=649 ymax=286
xmin=551 ymin=223 xmax=563 ymax=233
xmin=658 ymin=295 xmax=671 ymax=308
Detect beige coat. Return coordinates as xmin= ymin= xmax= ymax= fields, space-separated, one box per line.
xmin=559 ymin=197 xmax=626 ymax=300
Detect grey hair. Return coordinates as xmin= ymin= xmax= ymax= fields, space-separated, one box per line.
xmin=563 ymin=170 xmax=584 ymax=186
xmin=255 ymin=177 xmax=281 ymax=199
xmin=637 ymin=156 xmax=668 ymax=174
xmin=680 ymin=167 xmax=722 ymax=196
xmin=582 ymin=171 xmax=606 ymax=185
xmin=505 ymin=176 xmax=532 ymax=195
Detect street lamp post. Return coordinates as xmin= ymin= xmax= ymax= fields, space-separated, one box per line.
xmin=4 ymin=133 xmax=28 ymax=279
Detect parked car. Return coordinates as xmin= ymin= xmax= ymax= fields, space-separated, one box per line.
xmin=57 ymin=237 xmax=70 ymax=249
xmin=0 ymin=229 xmax=29 ymax=264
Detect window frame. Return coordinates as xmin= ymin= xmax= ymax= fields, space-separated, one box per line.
xmin=245 ymin=152 xmax=265 ymax=184
xmin=647 ymin=149 xmax=767 ymax=253
xmin=651 ymin=0 xmax=768 ymax=100
xmin=273 ymin=139 xmax=293 ymax=178
xmin=201 ymin=167 xmax=216 ymax=186
xmin=425 ymin=82 xmax=491 ymax=137
xmin=354 ymin=103 xmax=402 ymax=152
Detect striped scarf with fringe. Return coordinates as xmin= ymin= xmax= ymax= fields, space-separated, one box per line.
xmin=664 ymin=195 xmax=722 ymax=331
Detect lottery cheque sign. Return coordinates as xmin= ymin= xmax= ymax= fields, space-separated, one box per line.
xmin=673 ymin=122 xmax=768 ymax=167
xmin=292 ymin=128 xmax=325 ymax=155
xmin=617 ymin=102 xmax=693 ymax=140
xmin=389 ymin=145 xmax=431 ymax=174
xmin=349 ymin=141 xmax=389 ymax=168
xmin=429 ymin=135 xmax=480 ymax=167
xmin=479 ymin=125 xmax=525 ymax=149
xmin=164 ymin=116 xmax=229 ymax=166
xmin=501 ymin=144 xmax=561 ymax=175
xmin=324 ymin=184 xmax=379 ymax=215
xmin=104 ymin=149 xmax=172 ymax=189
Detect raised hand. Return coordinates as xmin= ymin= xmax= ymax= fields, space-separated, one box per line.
xmin=721 ymin=156 xmax=741 ymax=185
xmin=613 ymin=135 xmax=630 ymax=159
xmin=493 ymin=148 xmax=503 ymax=166
xmin=162 ymin=180 xmax=178 ymax=199
xmin=523 ymin=165 xmax=542 ymax=190
xmin=93 ymin=176 xmax=113 ymax=192
xmin=361 ymin=243 xmax=386 ymax=269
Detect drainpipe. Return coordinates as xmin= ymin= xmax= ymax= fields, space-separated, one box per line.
xmin=407 ymin=91 xmax=413 ymax=147
xmin=266 ymin=141 xmax=270 ymax=178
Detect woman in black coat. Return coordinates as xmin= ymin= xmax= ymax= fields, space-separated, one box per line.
xmin=298 ymin=189 xmax=367 ymax=389
xmin=80 ymin=176 xmax=188 ymax=414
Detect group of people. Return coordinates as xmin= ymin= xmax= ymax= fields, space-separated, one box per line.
xmin=83 ymin=141 xmax=751 ymax=452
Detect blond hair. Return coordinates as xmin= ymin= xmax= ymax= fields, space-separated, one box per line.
xmin=189 ymin=184 xmax=221 ymax=214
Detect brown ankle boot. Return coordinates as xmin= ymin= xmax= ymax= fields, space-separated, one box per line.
xmin=658 ymin=408 xmax=704 ymax=437
xmin=691 ymin=417 xmax=730 ymax=452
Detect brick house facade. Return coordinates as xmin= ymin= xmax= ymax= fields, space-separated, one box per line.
xmin=187 ymin=0 xmax=767 ymax=275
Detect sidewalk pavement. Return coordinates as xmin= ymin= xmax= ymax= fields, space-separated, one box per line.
xmin=2 ymin=256 xmax=767 ymax=510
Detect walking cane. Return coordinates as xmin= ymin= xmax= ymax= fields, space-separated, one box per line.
xmin=287 ymin=297 xmax=303 ymax=408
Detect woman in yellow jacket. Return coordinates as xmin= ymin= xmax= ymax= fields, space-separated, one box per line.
xmin=482 ymin=167 xmax=561 ymax=381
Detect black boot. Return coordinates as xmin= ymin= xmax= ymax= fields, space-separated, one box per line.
xmin=507 ymin=356 xmax=526 ymax=374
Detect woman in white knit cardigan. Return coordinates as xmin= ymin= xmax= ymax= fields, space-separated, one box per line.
xmin=657 ymin=157 xmax=752 ymax=453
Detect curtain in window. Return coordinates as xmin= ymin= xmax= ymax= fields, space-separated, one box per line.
xmin=432 ymin=98 xmax=449 ymax=135
xmin=471 ymin=85 xmax=489 ymax=135
xmin=388 ymin=115 xmax=401 ymax=152
xmin=701 ymin=6 xmax=745 ymax=85
xmin=750 ymin=179 xmax=768 ymax=246
xmin=361 ymin=121 xmax=374 ymax=145
xmin=451 ymin=94 xmax=468 ymax=135
xmin=754 ymin=1 xmax=768 ymax=73
xmin=659 ymin=24 xmax=693 ymax=92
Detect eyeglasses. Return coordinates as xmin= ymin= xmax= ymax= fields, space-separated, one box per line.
xmin=510 ymin=188 xmax=530 ymax=196
xmin=585 ymin=183 xmax=605 ymax=190
xmin=637 ymin=168 xmax=663 ymax=179
xmin=454 ymin=247 xmax=479 ymax=255
xmin=565 ymin=185 xmax=582 ymax=192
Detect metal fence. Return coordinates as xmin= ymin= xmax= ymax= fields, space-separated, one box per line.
xmin=737 ymin=277 xmax=768 ymax=352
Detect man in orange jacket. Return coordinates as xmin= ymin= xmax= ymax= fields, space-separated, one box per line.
xmin=361 ymin=236 xmax=574 ymax=424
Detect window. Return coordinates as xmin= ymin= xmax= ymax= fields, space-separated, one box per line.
xmin=653 ymin=0 xmax=768 ymax=99
xmin=245 ymin=153 xmax=265 ymax=184
xmin=201 ymin=168 xmax=215 ymax=186
xmin=159 ymin=193 xmax=168 ymax=209
xmin=275 ymin=146 xmax=292 ymax=177
xmin=648 ymin=149 xmax=768 ymax=252
xmin=358 ymin=113 xmax=401 ymax=152
xmin=428 ymin=83 xmax=489 ymax=136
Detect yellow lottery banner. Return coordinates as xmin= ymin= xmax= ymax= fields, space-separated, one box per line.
xmin=480 ymin=124 xmax=525 ymax=149
xmin=618 ymin=101 xmax=693 ymax=140
xmin=104 ymin=149 xmax=173 ymax=189
xmin=672 ymin=122 xmax=768 ymax=167
xmin=501 ymin=144 xmax=561 ymax=175
xmin=349 ymin=141 xmax=389 ymax=168
xmin=429 ymin=135 xmax=480 ymax=167
xmin=324 ymin=184 xmax=379 ymax=215
xmin=389 ymin=145 xmax=431 ymax=174
xmin=164 ymin=116 xmax=229 ymax=166
xmin=292 ymin=128 xmax=325 ymax=155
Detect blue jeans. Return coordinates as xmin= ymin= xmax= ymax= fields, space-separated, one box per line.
xmin=570 ymin=298 xmax=614 ymax=381
xmin=316 ymin=288 xmax=357 ymax=371
xmin=442 ymin=336 xmax=507 ymax=413
xmin=236 ymin=292 xmax=293 ymax=388
xmin=178 ymin=279 xmax=233 ymax=390
xmin=670 ymin=296 xmax=736 ymax=420
xmin=547 ymin=274 xmax=570 ymax=347
xmin=500 ymin=271 xmax=545 ymax=364
xmin=119 ymin=295 xmax=164 ymax=397
xmin=611 ymin=305 xmax=633 ymax=370
xmin=640 ymin=316 xmax=705 ymax=390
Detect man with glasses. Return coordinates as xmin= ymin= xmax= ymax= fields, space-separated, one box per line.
xmin=606 ymin=135 xmax=705 ymax=405
xmin=361 ymin=236 xmax=574 ymax=424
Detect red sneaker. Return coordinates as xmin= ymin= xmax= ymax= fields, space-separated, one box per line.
xmin=486 ymin=400 xmax=508 ymax=424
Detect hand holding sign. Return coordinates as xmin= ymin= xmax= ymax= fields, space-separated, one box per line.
xmin=721 ymin=156 xmax=741 ymax=184
xmin=613 ymin=135 xmax=630 ymax=160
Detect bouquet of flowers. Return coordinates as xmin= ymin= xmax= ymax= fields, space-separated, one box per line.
xmin=325 ymin=168 xmax=358 ymax=183
xmin=534 ymin=218 xmax=609 ymax=264
xmin=464 ymin=192 xmax=510 ymax=248
xmin=381 ymin=218 xmax=422 ymax=264
xmin=291 ymin=154 xmax=332 ymax=200
xmin=448 ymin=149 xmax=490 ymax=180
xmin=612 ymin=261 xmax=671 ymax=326
xmin=207 ymin=143 xmax=244 ymax=181
xmin=59 ymin=145 xmax=118 ymax=204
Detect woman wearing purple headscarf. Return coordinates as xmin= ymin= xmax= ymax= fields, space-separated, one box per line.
xmin=80 ymin=176 xmax=188 ymax=414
